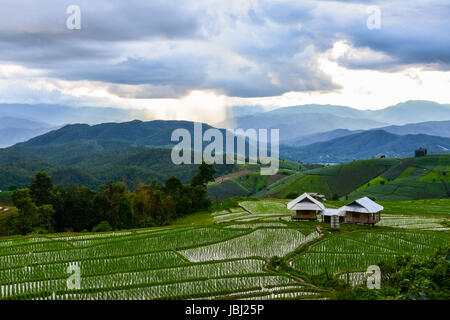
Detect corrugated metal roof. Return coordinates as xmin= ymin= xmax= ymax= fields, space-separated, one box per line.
xmin=318 ymin=209 xmax=345 ymax=216
xmin=340 ymin=197 xmax=383 ymax=214
xmin=287 ymin=193 xmax=325 ymax=211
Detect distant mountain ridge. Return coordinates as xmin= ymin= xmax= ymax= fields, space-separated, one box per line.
xmin=380 ymin=120 xmax=450 ymax=137
xmin=0 ymin=103 xmax=140 ymax=126
xmin=280 ymin=130 xmax=450 ymax=163
xmin=20 ymin=120 xmax=215 ymax=148
xmin=284 ymin=120 xmax=450 ymax=146
xmin=13 ymin=118 xmax=450 ymax=166
xmin=222 ymin=100 xmax=450 ymax=143
xmin=1 ymin=100 xmax=449 ymax=147
xmin=0 ymin=116 xmax=56 ymax=148
xmin=217 ymin=112 xmax=387 ymax=142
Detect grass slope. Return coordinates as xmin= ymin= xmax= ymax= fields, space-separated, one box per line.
xmin=263 ymin=155 xmax=450 ymax=201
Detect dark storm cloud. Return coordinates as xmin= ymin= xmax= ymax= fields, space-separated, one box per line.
xmin=0 ymin=0 xmax=448 ymax=98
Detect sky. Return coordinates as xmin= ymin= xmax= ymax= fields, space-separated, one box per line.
xmin=0 ymin=0 xmax=449 ymax=124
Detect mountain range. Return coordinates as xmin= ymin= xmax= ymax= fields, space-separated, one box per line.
xmin=220 ymin=100 xmax=450 ymax=143
xmin=285 ymin=120 xmax=450 ymax=146
xmin=280 ymin=130 xmax=450 ymax=163
xmin=0 ymin=104 xmax=147 ymax=147
xmin=19 ymin=120 xmax=215 ymax=148
xmin=0 ymin=104 xmax=139 ymax=126
xmin=0 ymin=117 xmax=57 ymax=148
xmin=0 ymin=99 xmax=447 ymax=186
xmin=1 ymin=100 xmax=449 ymax=148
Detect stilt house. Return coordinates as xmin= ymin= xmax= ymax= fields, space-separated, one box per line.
xmin=287 ymin=193 xmax=325 ymax=221
xmin=340 ymin=197 xmax=383 ymax=226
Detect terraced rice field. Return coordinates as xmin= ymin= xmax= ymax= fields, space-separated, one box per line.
xmin=378 ymin=214 xmax=448 ymax=231
xmin=180 ymin=229 xmax=319 ymax=262
xmin=0 ymin=223 xmax=324 ymax=300
xmin=291 ymin=230 xmax=449 ymax=275
xmin=0 ymin=199 xmax=448 ymax=300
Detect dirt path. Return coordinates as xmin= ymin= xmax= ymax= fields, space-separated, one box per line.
xmin=281 ymin=226 xmax=331 ymax=293
xmin=238 ymin=203 xmax=253 ymax=215
xmin=214 ymin=170 xmax=253 ymax=183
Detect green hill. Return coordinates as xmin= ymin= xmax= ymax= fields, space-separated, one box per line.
xmin=0 ymin=120 xmax=259 ymax=190
xmin=0 ymin=141 xmax=237 ymax=190
xmin=207 ymin=160 xmax=306 ymax=200
xmin=20 ymin=120 xmax=219 ymax=148
xmin=347 ymin=154 xmax=450 ymax=201
xmin=265 ymin=155 xmax=450 ymax=201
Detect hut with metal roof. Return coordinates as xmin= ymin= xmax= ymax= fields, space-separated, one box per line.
xmin=318 ymin=208 xmax=345 ymax=224
xmin=287 ymin=193 xmax=325 ymax=221
xmin=340 ymin=197 xmax=383 ymax=226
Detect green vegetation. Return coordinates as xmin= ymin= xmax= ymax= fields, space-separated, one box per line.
xmin=0 ymin=197 xmax=448 ymax=300
xmin=261 ymin=154 xmax=450 ymax=201
xmin=266 ymin=158 xmax=398 ymax=199
xmin=0 ymin=163 xmax=215 ymax=236
xmin=290 ymin=230 xmax=449 ymax=275
xmin=333 ymin=245 xmax=450 ymax=300
xmin=0 ymin=191 xmax=12 ymax=205
xmin=207 ymin=160 xmax=305 ymax=200
xmin=0 ymin=143 xmax=236 ymax=190
xmin=356 ymin=176 xmax=389 ymax=191
xmin=396 ymin=167 xmax=416 ymax=179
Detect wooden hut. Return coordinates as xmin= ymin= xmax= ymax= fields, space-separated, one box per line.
xmin=340 ymin=197 xmax=383 ymax=226
xmin=287 ymin=193 xmax=325 ymax=221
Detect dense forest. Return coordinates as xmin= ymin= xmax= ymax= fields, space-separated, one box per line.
xmin=0 ymin=162 xmax=216 ymax=236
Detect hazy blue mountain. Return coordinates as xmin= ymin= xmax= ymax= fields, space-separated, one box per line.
xmin=364 ymin=101 xmax=450 ymax=125
xmin=217 ymin=112 xmax=387 ymax=142
xmin=280 ymin=130 xmax=450 ymax=163
xmin=219 ymin=101 xmax=450 ymax=143
xmin=380 ymin=120 xmax=450 ymax=137
xmin=0 ymin=117 xmax=56 ymax=148
xmin=226 ymin=105 xmax=267 ymax=119
xmin=284 ymin=120 xmax=450 ymax=146
xmin=283 ymin=129 xmax=364 ymax=146
xmin=0 ymin=103 xmax=140 ymax=126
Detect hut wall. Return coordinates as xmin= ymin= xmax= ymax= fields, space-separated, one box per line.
xmin=344 ymin=212 xmax=381 ymax=224
xmin=293 ymin=210 xmax=317 ymax=220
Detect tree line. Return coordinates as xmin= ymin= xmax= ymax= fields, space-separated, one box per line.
xmin=2 ymin=162 xmax=216 ymax=235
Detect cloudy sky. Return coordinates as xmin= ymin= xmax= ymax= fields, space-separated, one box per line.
xmin=0 ymin=0 xmax=449 ymax=124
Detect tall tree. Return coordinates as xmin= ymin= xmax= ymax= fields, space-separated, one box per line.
xmin=30 ymin=171 xmax=53 ymax=206
xmin=190 ymin=162 xmax=217 ymax=186
xmin=11 ymin=189 xmax=39 ymax=234
xmin=94 ymin=182 xmax=126 ymax=229
xmin=117 ymin=194 xmax=133 ymax=230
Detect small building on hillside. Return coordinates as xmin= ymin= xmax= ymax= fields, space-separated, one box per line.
xmin=415 ymin=148 xmax=427 ymax=157
xmin=340 ymin=197 xmax=383 ymax=226
xmin=287 ymin=193 xmax=325 ymax=221
xmin=318 ymin=208 xmax=345 ymax=224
